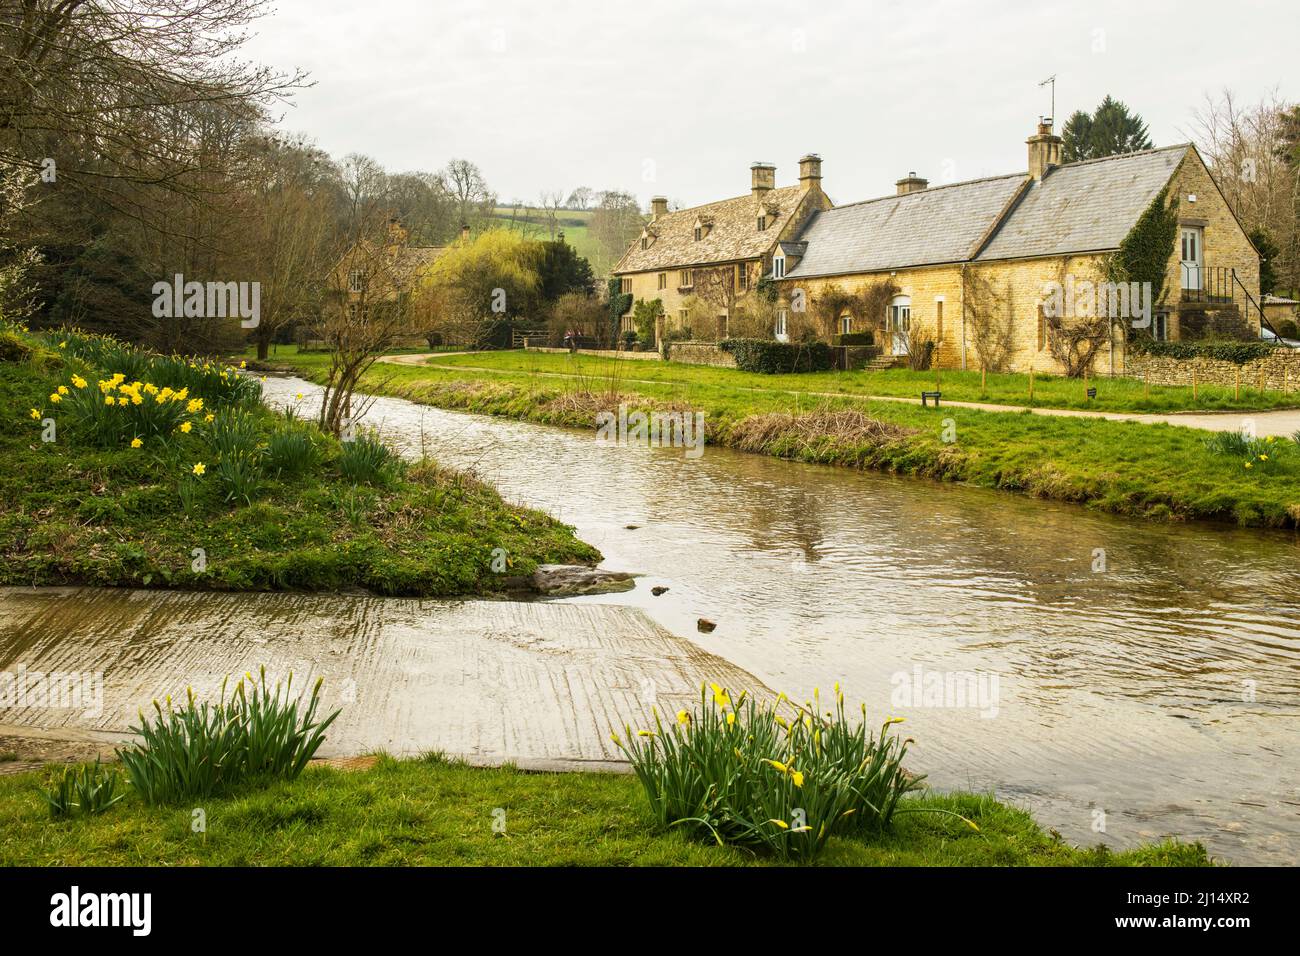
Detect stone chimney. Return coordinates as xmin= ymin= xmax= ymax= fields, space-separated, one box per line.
xmin=751 ymin=163 xmax=776 ymax=199
xmin=895 ymin=172 xmax=928 ymax=195
xmin=460 ymin=223 xmax=471 ymax=244
xmin=1027 ymin=117 xmax=1062 ymax=181
xmin=798 ymin=154 xmax=823 ymax=191
xmin=650 ymin=196 xmax=669 ymax=220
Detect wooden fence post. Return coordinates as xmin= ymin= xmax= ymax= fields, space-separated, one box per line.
xmin=1235 ymin=368 xmax=1241 ymax=401
xmin=1144 ymin=368 xmax=1150 ymax=399
xmin=1029 ymin=366 xmax=1035 ymax=401
xmin=1192 ymin=368 xmax=1198 ymax=401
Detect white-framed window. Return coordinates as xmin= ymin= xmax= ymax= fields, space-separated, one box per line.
xmin=620 ymin=277 xmax=632 ymax=294
xmin=840 ymin=314 xmax=852 ymax=335
xmin=757 ymin=215 xmax=767 ymax=231
xmin=772 ymin=256 xmax=786 ymax=279
xmin=680 ymin=269 xmax=693 ymax=288
xmin=348 ymin=270 xmax=364 ymax=293
xmin=737 ymin=264 xmax=749 ymax=291
xmin=775 ymin=308 xmax=788 ymax=339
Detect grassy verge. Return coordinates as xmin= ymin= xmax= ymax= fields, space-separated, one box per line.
xmin=0 ymin=329 xmax=598 ymax=595
xmin=267 ymin=349 xmax=1300 ymax=529
xmin=0 ymin=756 xmax=1209 ymax=866
xmin=347 ymin=347 xmax=1300 ymax=414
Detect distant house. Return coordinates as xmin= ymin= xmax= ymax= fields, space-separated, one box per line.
xmin=613 ymin=119 xmax=1264 ymax=375
xmin=610 ymin=156 xmax=832 ymax=340
xmin=331 ymin=219 xmax=462 ymax=320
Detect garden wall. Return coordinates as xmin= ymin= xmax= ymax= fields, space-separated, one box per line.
xmin=664 ymin=341 xmax=737 ymax=368
xmin=1124 ymin=348 xmax=1300 ymax=392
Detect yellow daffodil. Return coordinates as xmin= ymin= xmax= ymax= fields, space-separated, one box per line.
xmin=192 ymin=462 xmax=206 ymax=476
xmin=187 ymin=398 xmax=203 ymax=413
xmin=239 ymin=361 xmax=246 ymax=368
xmin=769 ymin=819 xmax=790 ymax=829
xmin=179 ymin=421 xmax=192 ymax=434
xmin=48 ymin=392 xmax=61 ymax=403
xmin=28 ymin=408 xmax=40 ymax=420
xmin=790 ymin=770 xmax=804 ymax=788
xmin=130 ymin=437 xmax=142 ymax=449
xmin=884 ymin=716 xmax=906 ymax=726
xmin=104 ymin=395 xmax=113 ymax=406
xmin=676 ymin=709 xmax=690 ymax=725
xmin=726 ymin=711 xmax=736 ymax=726
xmin=1260 ymin=454 xmax=1269 ymax=461
xmin=57 ymin=385 xmax=68 ymax=395
xmin=637 ymin=729 xmax=654 ymax=737
xmin=204 ymin=413 xmax=214 ymax=423
xmin=763 ymin=759 xmax=788 ymax=773
xmin=70 ymin=375 xmax=86 ymax=389
xmin=1245 ymin=461 xmax=1253 ymax=469
xmin=58 ymin=340 xmax=67 ymax=349
xmin=610 ymin=732 xmax=621 ymax=745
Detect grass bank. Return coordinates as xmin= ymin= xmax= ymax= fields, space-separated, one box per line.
xmin=267 ymin=349 xmax=1300 ymax=529
xmin=0 ymin=756 xmax=1209 ymax=866
xmin=0 ymin=328 xmax=597 ymax=595
xmin=382 ymin=347 xmax=1299 ymax=414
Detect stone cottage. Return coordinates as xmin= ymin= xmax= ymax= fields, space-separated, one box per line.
xmin=614 ymin=119 xmax=1264 ymax=375
xmin=609 ymin=156 xmax=832 ymax=340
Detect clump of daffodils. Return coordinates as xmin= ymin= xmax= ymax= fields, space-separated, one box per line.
xmin=612 ymin=683 xmax=973 ymax=861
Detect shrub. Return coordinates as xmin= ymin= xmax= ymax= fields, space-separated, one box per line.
xmin=614 ymin=685 xmax=970 ymax=861
xmin=338 ymin=430 xmax=404 ymax=485
xmin=1278 ymin=318 xmax=1298 ymax=340
xmin=1129 ymin=337 xmax=1276 ymax=364
xmin=117 ymin=669 xmax=340 ymax=805
xmin=41 ymin=760 xmax=125 ymax=819
xmin=833 ymin=331 xmax=875 ymax=347
xmin=719 ymin=338 xmax=834 ymax=374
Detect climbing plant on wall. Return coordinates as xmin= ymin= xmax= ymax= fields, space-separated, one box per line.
xmin=1108 ymin=184 xmax=1179 ymax=310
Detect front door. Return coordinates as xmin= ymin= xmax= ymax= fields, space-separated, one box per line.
xmin=889 ymin=303 xmax=911 ymax=355
xmin=1180 ymin=227 xmax=1203 ymax=292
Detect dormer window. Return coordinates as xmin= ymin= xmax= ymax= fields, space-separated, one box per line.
xmin=694 ymin=226 xmax=702 ymax=241
xmin=772 ymin=256 xmax=786 ymax=279
xmin=757 ymin=216 xmax=767 ymax=231
xmin=640 ymin=237 xmax=648 ymax=250
xmin=348 ymin=270 xmax=365 ymax=293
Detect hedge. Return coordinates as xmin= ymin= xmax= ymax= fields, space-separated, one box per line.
xmin=1128 ymin=337 xmax=1278 ymax=365
xmin=834 ymin=331 xmax=875 ymax=347
xmin=718 ymin=338 xmax=834 ymax=374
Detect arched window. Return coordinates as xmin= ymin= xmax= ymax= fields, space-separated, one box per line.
xmin=887 ymin=294 xmax=912 ymax=356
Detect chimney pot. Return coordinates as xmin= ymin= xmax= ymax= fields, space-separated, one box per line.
xmin=650 ymin=196 xmax=669 ymax=219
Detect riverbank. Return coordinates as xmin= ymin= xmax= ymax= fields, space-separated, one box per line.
xmin=0 ymin=328 xmax=597 ymax=595
xmin=0 ymin=755 xmax=1210 ymax=866
xmin=265 ymin=349 xmax=1300 ymax=529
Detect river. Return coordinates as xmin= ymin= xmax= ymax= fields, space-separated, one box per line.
xmin=260 ymin=376 xmax=1300 ymax=862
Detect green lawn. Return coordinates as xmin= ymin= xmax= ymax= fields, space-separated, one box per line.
xmin=418 ymin=348 xmax=1300 ymax=414
xmin=488 ymin=206 xmax=607 ymax=271
xmin=266 ymin=348 xmax=1300 ymax=529
xmin=0 ymin=329 xmax=597 ymax=595
xmin=0 ymin=756 xmax=1210 ymax=866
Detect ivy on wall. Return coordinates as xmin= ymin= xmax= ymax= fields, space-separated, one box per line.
xmin=1108 ymin=184 xmax=1179 ymax=308
xmin=1128 ymin=337 xmax=1276 ymax=364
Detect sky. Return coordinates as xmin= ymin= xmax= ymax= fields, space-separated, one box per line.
xmin=241 ymin=0 xmax=1299 ymax=210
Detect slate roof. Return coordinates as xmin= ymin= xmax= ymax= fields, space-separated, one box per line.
xmin=782 ymin=144 xmax=1191 ymax=279
xmin=613 ymin=185 xmax=807 ymax=273
xmin=976 ymin=145 xmax=1189 ymax=262
xmin=782 ymin=174 xmax=1025 ymax=279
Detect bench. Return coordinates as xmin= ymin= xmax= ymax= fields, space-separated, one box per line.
xmin=921 ymin=390 xmax=942 ymax=407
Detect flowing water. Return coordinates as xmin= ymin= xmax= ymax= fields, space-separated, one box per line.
xmin=259 ymin=375 xmax=1300 ymax=864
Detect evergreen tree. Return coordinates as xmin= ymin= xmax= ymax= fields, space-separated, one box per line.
xmin=1061 ymin=96 xmax=1153 ymax=162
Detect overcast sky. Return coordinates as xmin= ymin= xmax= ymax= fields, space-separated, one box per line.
xmin=242 ymin=0 xmax=1298 ymax=209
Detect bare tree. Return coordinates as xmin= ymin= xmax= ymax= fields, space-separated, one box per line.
xmin=443 ymin=158 xmax=494 ymax=229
